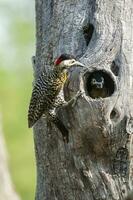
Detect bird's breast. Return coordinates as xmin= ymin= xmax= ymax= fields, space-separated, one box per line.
xmin=53 ymin=72 xmax=67 ymax=90
xmin=57 ymin=72 xmax=67 ymax=84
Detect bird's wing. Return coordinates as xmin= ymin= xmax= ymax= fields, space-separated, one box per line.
xmin=28 ymin=74 xmax=47 ymax=128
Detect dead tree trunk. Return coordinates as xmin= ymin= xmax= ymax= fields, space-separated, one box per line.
xmin=33 ymin=0 xmax=133 ymax=199
xmin=0 ymin=115 xmax=20 ymax=200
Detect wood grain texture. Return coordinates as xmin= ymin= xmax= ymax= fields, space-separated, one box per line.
xmin=34 ymin=0 xmax=133 ymax=199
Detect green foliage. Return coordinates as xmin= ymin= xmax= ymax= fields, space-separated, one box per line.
xmin=11 ymin=19 xmax=34 ymax=47
xmin=0 ymin=1 xmax=36 ymax=199
xmin=0 ymin=68 xmax=35 ymax=200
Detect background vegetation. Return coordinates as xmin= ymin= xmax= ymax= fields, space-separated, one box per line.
xmin=0 ymin=0 xmax=35 ymax=199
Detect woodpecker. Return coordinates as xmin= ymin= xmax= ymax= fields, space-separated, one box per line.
xmin=28 ymin=54 xmax=84 ymax=141
xmin=88 ymin=71 xmax=109 ymax=98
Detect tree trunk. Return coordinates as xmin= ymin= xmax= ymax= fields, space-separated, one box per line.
xmin=34 ymin=0 xmax=133 ymax=199
xmin=0 ymin=115 xmax=20 ymax=200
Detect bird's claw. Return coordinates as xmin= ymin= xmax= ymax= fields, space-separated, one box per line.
xmin=69 ymin=90 xmax=84 ymax=107
xmin=61 ymin=91 xmax=84 ymax=108
xmin=75 ymin=90 xmax=84 ymax=98
xmin=64 ymin=91 xmax=83 ymax=107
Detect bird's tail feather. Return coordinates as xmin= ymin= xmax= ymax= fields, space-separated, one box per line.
xmin=51 ymin=115 xmax=69 ymax=143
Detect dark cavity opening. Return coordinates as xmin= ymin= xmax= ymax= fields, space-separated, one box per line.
xmin=111 ymin=61 xmax=119 ymax=76
xmin=84 ymin=70 xmax=115 ymax=99
xmin=110 ymin=108 xmax=119 ymax=121
xmin=83 ymin=23 xmax=94 ymax=46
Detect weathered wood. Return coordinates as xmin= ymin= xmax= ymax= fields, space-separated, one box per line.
xmin=34 ymin=0 xmax=133 ymax=199
xmin=0 ymin=115 xmax=20 ymax=200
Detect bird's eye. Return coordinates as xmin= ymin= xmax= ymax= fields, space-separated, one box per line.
xmin=71 ymin=59 xmax=75 ymax=63
xmin=91 ymin=78 xmax=96 ymax=84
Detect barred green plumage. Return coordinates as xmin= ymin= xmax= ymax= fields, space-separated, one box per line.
xmin=28 ymin=68 xmax=67 ymax=128
xmin=28 ymin=54 xmax=84 ymax=141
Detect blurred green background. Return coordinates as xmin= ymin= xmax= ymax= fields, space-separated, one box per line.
xmin=0 ymin=0 xmax=35 ymax=199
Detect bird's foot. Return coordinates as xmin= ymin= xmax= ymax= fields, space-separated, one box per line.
xmin=63 ymin=90 xmax=84 ymax=108
xmin=71 ymin=90 xmax=84 ymax=107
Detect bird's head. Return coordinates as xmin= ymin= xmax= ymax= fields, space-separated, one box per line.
xmin=54 ymin=54 xmax=84 ymax=70
xmin=90 ymin=72 xmax=105 ymax=89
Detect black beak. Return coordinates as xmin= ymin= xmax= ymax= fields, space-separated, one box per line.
xmin=94 ymin=82 xmax=103 ymax=88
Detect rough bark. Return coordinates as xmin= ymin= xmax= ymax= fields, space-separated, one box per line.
xmin=0 ymin=115 xmax=20 ymax=200
xmin=34 ymin=0 xmax=133 ymax=199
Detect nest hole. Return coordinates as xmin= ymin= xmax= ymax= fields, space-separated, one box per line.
xmin=84 ymin=70 xmax=115 ymax=99
xmin=110 ymin=108 xmax=120 ymax=121
xmin=83 ymin=23 xmax=94 ymax=46
xmin=111 ymin=61 xmax=119 ymax=76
